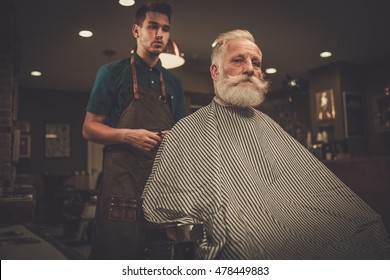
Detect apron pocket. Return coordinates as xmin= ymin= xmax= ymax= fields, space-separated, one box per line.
xmin=109 ymin=195 xmax=138 ymax=221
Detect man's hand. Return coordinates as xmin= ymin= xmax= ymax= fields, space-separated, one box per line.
xmin=122 ymin=129 xmax=163 ymax=151
xmin=159 ymin=130 xmax=169 ymax=137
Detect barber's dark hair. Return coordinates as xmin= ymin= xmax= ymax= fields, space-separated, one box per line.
xmin=135 ymin=2 xmax=172 ymax=25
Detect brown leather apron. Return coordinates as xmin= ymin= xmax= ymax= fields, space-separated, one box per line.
xmin=90 ymin=56 xmax=173 ymax=259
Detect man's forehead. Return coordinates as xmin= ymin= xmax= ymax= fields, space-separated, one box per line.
xmin=144 ymin=11 xmax=170 ymax=25
xmin=225 ymin=38 xmax=262 ymax=57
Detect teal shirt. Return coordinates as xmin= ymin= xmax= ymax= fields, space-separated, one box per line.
xmin=86 ymin=53 xmax=186 ymax=127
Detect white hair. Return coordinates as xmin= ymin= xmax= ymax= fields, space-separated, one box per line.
xmin=211 ymin=29 xmax=255 ymax=66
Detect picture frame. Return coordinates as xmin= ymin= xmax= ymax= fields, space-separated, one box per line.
xmin=373 ymin=95 xmax=390 ymax=133
xmin=19 ymin=134 xmax=31 ymax=158
xmin=343 ymin=91 xmax=366 ymax=138
xmin=44 ymin=123 xmax=71 ymax=158
xmin=315 ymin=89 xmax=336 ymax=121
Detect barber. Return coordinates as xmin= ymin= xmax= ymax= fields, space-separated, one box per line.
xmin=82 ymin=1 xmax=186 ymax=259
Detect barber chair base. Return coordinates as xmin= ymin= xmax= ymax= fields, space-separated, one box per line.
xmin=142 ymin=223 xmax=203 ymax=260
xmin=143 ymin=241 xmax=196 ymax=260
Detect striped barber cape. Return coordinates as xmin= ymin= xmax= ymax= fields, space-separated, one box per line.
xmin=142 ymin=98 xmax=390 ymax=259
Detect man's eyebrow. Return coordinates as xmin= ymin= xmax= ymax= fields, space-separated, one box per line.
xmin=147 ymin=20 xmax=170 ymax=28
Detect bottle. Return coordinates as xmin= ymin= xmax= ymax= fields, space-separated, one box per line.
xmin=324 ymin=144 xmax=333 ymax=160
xmin=309 ymin=132 xmax=324 ymax=160
xmin=306 ymin=132 xmax=312 ymax=149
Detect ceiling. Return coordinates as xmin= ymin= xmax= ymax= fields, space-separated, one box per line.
xmin=14 ymin=0 xmax=390 ymax=94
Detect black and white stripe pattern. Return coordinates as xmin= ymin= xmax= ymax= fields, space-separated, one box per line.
xmin=142 ymin=99 xmax=390 ymax=259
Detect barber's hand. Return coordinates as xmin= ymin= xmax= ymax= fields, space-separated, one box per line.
xmin=159 ymin=130 xmax=169 ymax=137
xmin=123 ymin=129 xmax=162 ymax=151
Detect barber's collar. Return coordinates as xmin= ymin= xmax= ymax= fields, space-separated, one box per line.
xmin=133 ymin=52 xmax=163 ymax=73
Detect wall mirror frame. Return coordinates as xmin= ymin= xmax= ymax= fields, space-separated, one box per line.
xmin=44 ymin=123 xmax=71 ymax=158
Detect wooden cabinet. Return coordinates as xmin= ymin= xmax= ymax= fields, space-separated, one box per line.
xmin=309 ymin=61 xmax=368 ymax=157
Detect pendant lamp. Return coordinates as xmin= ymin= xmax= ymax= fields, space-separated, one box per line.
xmin=159 ymin=39 xmax=185 ymax=69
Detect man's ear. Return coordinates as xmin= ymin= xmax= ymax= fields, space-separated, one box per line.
xmin=131 ymin=24 xmax=139 ymax=38
xmin=210 ymin=64 xmax=218 ymax=81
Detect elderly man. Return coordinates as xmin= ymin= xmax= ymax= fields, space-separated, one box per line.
xmin=142 ymin=29 xmax=390 ymax=259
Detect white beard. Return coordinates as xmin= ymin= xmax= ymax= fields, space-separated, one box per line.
xmin=215 ymin=73 xmax=269 ymax=108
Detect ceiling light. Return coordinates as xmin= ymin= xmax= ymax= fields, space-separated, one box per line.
xmin=79 ymin=30 xmax=93 ymax=38
xmin=265 ymin=68 xmax=277 ymax=74
xmin=289 ymin=79 xmax=297 ymax=87
xmin=283 ymin=74 xmax=309 ymax=94
xmin=31 ymin=71 xmax=42 ymax=77
xmin=159 ymin=40 xmax=185 ymax=69
xmin=320 ymin=51 xmax=332 ymax=58
xmin=119 ymin=0 xmax=135 ymax=6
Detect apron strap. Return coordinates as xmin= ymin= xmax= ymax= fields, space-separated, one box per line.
xmin=159 ymin=71 xmax=167 ymax=103
xmin=130 ymin=55 xmax=167 ymax=102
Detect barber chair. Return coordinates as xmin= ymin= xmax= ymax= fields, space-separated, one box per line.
xmin=143 ymin=222 xmax=203 ymax=259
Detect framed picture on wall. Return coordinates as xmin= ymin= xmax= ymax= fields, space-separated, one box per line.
xmin=373 ymin=95 xmax=390 ymax=133
xmin=343 ymin=91 xmax=366 ymax=138
xmin=19 ymin=134 xmax=31 ymax=158
xmin=45 ymin=123 xmax=71 ymax=158
xmin=315 ymin=89 xmax=336 ymax=121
